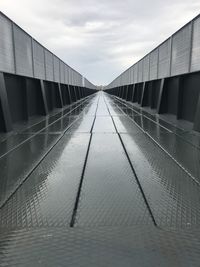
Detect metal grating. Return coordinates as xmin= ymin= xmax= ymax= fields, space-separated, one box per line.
xmin=191 ymin=17 xmax=200 ymax=72
xmin=44 ymin=50 xmax=54 ymax=81
xmin=13 ymin=25 xmax=33 ymax=77
xmin=32 ymin=40 xmax=45 ymax=79
xmin=149 ymin=48 xmax=158 ymax=80
xmin=75 ymin=133 xmax=153 ymax=227
xmin=158 ymin=38 xmax=171 ymax=78
xmin=0 ymin=13 xmax=15 ymax=74
xmin=171 ymin=23 xmax=192 ymax=76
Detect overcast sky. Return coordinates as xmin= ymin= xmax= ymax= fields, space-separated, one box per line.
xmin=0 ymin=0 xmax=200 ymax=85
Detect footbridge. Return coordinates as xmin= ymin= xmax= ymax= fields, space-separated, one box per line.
xmin=0 ymin=11 xmax=200 ymax=266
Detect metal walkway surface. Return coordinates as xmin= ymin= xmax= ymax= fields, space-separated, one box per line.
xmin=0 ymin=92 xmax=200 ymax=266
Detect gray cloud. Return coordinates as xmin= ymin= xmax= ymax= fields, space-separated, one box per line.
xmin=0 ymin=0 xmax=200 ymax=85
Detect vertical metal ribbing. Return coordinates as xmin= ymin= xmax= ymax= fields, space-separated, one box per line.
xmin=31 ymin=38 xmax=35 ymax=78
xmin=189 ymin=20 xmax=194 ymax=73
xmin=11 ymin=22 xmax=17 ymax=74
xmin=169 ymin=36 xmax=173 ymax=77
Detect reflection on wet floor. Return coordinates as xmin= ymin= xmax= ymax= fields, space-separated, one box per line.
xmin=1 ymin=91 xmax=200 ymax=266
xmin=0 ymin=91 xmax=200 ymax=233
xmin=108 ymin=96 xmax=200 ymax=183
xmin=0 ymin=96 xmax=93 ymax=158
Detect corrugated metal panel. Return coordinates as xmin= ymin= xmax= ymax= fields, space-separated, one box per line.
xmin=134 ymin=64 xmax=138 ymax=84
xmin=80 ymin=75 xmax=82 ymax=87
xmin=128 ymin=68 xmax=132 ymax=84
xmin=60 ymin=61 xmax=65 ymax=84
xmin=143 ymin=55 xmax=150 ymax=81
xmin=85 ymin=78 xmax=89 ymax=88
xmin=138 ymin=60 xmax=143 ymax=83
xmin=74 ymin=72 xmax=78 ymax=85
xmin=44 ymin=50 xmax=54 ymax=81
xmin=13 ymin=25 xmax=33 ymax=77
xmin=128 ymin=69 xmax=131 ymax=85
xmin=82 ymin=76 xmax=85 ymax=87
xmin=68 ymin=68 xmax=72 ymax=85
xmin=171 ymin=23 xmax=192 ymax=76
xmin=123 ymin=72 xmax=126 ymax=85
xmin=120 ymin=75 xmax=123 ymax=86
xmin=70 ymin=69 xmax=73 ymax=85
xmin=127 ymin=70 xmax=129 ymax=84
xmin=123 ymin=73 xmax=127 ymax=85
xmin=32 ymin=40 xmax=45 ymax=80
xmin=122 ymin=73 xmax=125 ymax=86
xmin=73 ymin=71 xmax=76 ymax=86
xmin=0 ymin=14 xmax=15 ymax=74
xmin=72 ymin=69 xmax=74 ymax=85
xmin=80 ymin=75 xmax=83 ymax=87
xmin=77 ymin=73 xmax=80 ymax=87
xmin=74 ymin=71 xmax=76 ymax=86
xmin=65 ymin=65 xmax=69 ymax=84
xmin=53 ymin=56 xmax=60 ymax=83
xmin=74 ymin=72 xmax=78 ymax=86
xmin=158 ymin=39 xmax=171 ymax=78
xmin=130 ymin=66 xmax=134 ymax=84
xmin=75 ymin=71 xmax=77 ymax=86
xmin=191 ymin=18 xmax=200 ymax=72
xmin=126 ymin=70 xmax=129 ymax=85
xmin=149 ymin=49 xmax=158 ymax=80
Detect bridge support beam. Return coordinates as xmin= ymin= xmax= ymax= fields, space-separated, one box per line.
xmin=40 ymin=80 xmax=48 ymax=116
xmin=157 ymin=78 xmax=166 ymax=114
xmin=194 ymin=92 xmax=200 ymax=132
xmin=0 ymin=73 xmax=12 ymax=132
xmin=141 ymin=82 xmax=147 ymax=107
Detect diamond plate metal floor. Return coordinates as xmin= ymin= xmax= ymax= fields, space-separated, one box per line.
xmin=0 ymin=92 xmax=200 ymax=266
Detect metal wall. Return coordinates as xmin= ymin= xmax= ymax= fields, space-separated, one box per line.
xmin=0 ymin=12 xmax=96 ymax=90
xmin=105 ymin=14 xmax=200 ymax=89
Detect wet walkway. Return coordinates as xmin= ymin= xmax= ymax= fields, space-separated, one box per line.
xmin=0 ymin=92 xmax=200 ymax=266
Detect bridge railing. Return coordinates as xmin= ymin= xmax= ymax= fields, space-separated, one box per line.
xmin=105 ymin=14 xmax=200 ymax=132
xmin=0 ymin=12 xmax=97 ymax=133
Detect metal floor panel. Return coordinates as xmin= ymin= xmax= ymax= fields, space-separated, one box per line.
xmin=75 ymin=133 xmax=153 ymax=227
xmin=0 ymin=113 xmax=81 ymax=157
xmin=112 ymin=96 xmax=199 ymax=146
xmin=112 ymin=115 xmax=142 ymax=133
xmin=92 ymin=116 xmax=116 ymax=133
xmin=0 ymin=134 xmax=38 ymax=159
xmin=179 ymin=131 xmax=200 ymax=149
xmin=96 ymin=99 xmax=110 ymax=116
xmin=21 ymin=103 xmax=88 ymax=134
xmin=0 ymin=133 xmax=60 ymax=207
xmin=108 ymin=96 xmax=200 ymax=182
xmin=150 ymin=131 xmax=200 ymax=182
xmin=41 ymin=115 xmax=78 ymax=134
xmin=121 ymin=132 xmax=200 ymax=228
xmin=17 ymin=99 xmax=90 ymax=135
xmin=105 ymin=104 xmax=124 ymax=116
xmin=0 ymin=134 xmax=90 ymax=228
xmin=1 ymin=92 xmax=200 ymax=265
xmin=1 ymin=226 xmax=200 ymax=267
xmin=68 ymin=116 xmax=95 ymax=133
xmin=130 ymin=115 xmax=171 ymax=133
xmin=83 ymin=105 xmax=97 ymax=116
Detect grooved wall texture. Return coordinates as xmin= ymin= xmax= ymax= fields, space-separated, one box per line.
xmin=13 ymin=25 xmax=33 ymax=77
xmin=0 ymin=15 xmax=15 ymax=73
xmin=32 ymin=40 xmax=45 ymax=80
xmin=106 ymin=16 xmax=200 ymax=89
xmin=0 ymin=12 xmax=95 ymax=88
